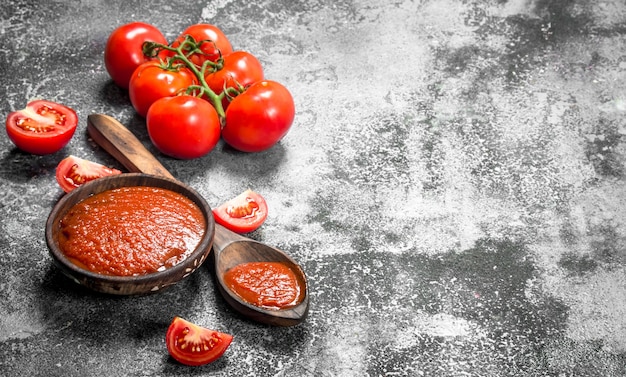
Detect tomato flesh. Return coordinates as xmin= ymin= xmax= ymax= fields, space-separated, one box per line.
xmin=212 ymin=189 xmax=268 ymax=233
xmin=55 ymin=155 xmax=122 ymax=193
xmin=6 ymin=100 xmax=77 ymax=155
xmin=166 ymin=317 xmax=233 ymax=366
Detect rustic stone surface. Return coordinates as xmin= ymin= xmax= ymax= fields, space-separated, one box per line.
xmin=1 ymin=0 xmax=626 ymax=375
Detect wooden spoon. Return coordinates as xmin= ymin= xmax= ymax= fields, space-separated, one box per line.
xmin=87 ymin=113 xmax=309 ymax=326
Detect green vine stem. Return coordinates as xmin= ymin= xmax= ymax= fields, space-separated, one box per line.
xmin=143 ymin=37 xmax=227 ymax=120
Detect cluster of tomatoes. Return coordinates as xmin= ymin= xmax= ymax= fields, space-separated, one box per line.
xmin=105 ymin=22 xmax=295 ymax=158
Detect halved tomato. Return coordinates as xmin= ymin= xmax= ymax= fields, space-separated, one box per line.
xmin=5 ymin=100 xmax=78 ymax=155
xmin=166 ymin=317 xmax=233 ymax=366
xmin=55 ymin=155 xmax=122 ymax=193
xmin=212 ymin=189 xmax=268 ymax=233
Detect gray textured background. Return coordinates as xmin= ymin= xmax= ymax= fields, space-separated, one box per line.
xmin=1 ymin=0 xmax=626 ymax=375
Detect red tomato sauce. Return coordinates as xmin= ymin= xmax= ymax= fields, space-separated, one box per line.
xmin=223 ymin=261 xmax=304 ymax=310
xmin=58 ymin=186 xmax=206 ymax=276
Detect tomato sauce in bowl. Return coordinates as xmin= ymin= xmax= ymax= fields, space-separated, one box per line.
xmin=58 ymin=186 xmax=206 ymax=276
xmin=46 ymin=173 xmax=215 ymax=295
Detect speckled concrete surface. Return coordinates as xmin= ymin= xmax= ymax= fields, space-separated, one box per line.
xmin=1 ymin=0 xmax=626 ymax=376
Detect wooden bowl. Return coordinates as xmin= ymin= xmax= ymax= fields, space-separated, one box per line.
xmin=45 ymin=173 xmax=215 ymax=295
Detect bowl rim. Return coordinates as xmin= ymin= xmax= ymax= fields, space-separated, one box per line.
xmin=45 ymin=172 xmax=215 ymax=286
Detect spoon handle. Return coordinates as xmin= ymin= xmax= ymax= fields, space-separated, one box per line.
xmin=213 ymin=220 xmax=248 ymax=252
xmin=87 ymin=114 xmax=175 ymax=180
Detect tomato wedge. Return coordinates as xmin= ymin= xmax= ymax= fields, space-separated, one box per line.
xmin=5 ymin=100 xmax=78 ymax=155
xmin=166 ymin=317 xmax=233 ymax=366
xmin=212 ymin=189 xmax=268 ymax=233
xmin=55 ymin=155 xmax=122 ymax=193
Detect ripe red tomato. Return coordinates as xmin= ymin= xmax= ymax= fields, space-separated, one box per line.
xmin=128 ymin=62 xmax=196 ymax=118
xmin=104 ymin=22 xmax=167 ymax=89
xmin=205 ymin=51 xmax=264 ymax=111
xmin=146 ymin=95 xmax=221 ymax=159
xmin=223 ymin=81 xmax=295 ymax=152
xmin=166 ymin=317 xmax=233 ymax=366
xmin=5 ymin=100 xmax=77 ymax=155
xmin=212 ymin=189 xmax=268 ymax=233
xmin=169 ymin=23 xmax=233 ymax=67
xmin=55 ymin=155 xmax=122 ymax=193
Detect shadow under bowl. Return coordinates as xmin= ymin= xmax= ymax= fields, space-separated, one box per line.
xmin=45 ymin=173 xmax=215 ymax=295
